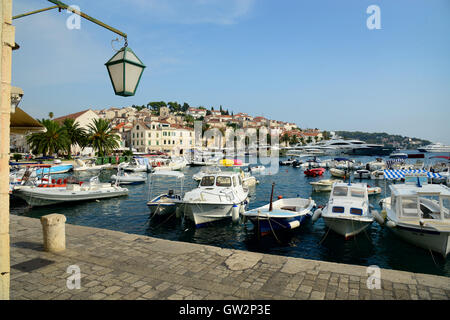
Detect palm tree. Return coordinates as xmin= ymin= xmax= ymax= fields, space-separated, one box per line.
xmin=62 ymin=118 xmax=87 ymax=158
xmin=87 ymin=119 xmax=120 ymax=157
xmin=27 ymin=119 xmax=70 ymax=156
xmin=280 ymin=133 xmax=290 ymax=147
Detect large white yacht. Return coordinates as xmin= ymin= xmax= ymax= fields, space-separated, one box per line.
xmin=289 ymin=139 xmax=391 ymax=156
xmin=418 ymin=143 xmax=450 ymax=153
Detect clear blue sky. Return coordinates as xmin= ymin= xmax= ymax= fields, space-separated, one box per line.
xmin=12 ymin=0 xmax=450 ymax=144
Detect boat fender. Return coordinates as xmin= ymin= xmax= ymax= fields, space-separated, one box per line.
xmin=288 ymin=220 xmax=301 ymax=229
xmin=381 ymin=209 xmax=387 ymax=220
xmin=232 ymin=204 xmax=240 ymax=223
xmin=386 ymin=220 xmax=396 ymax=228
xmin=312 ymin=208 xmax=322 ymax=223
xmin=372 ymin=210 xmax=385 ymax=226
xmin=239 ymin=203 xmax=245 ymax=214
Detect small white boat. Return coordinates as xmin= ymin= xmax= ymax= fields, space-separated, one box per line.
xmin=313 ymin=182 xmax=375 ymax=239
xmin=310 ymin=179 xmax=343 ymax=192
xmin=370 ymin=170 xmax=385 ymax=180
xmin=381 ymin=181 xmax=450 ymax=257
xmin=182 ymin=172 xmax=249 ymax=227
xmin=353 ymin=169 xmax=371 ymax=179
xmin=330 ymin=168 xmax=348 ymax=178
xmin=249 ymin=165 xmax=265 ymax=173
xmin=124 ymin=157 xmax=151 ymax=172
xmin=243 ymin=195 xmax=315 ymax=236
xmin=367 ymin=186 xmax=382 ymax=195
xmin=12 ymin=176 xmax=128 ymax=207
xmin=366 ymin=159 xmax=386 ymax=171
xmin=73 ymin=158 xmax=111 ymax=172
xmin=147 ymin=171 xmax=185 ymax=217
xmin=111 ymin=168 xmax=147 ymax=185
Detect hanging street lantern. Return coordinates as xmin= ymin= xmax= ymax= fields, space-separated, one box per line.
xmin=105 ymin=43 xmax=146 ymax=97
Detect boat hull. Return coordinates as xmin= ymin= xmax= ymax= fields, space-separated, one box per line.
xmin=183 ymin=202 xmax=239 ymax=227
xmin=323 ymin=216 xmax=373 ymax=239
xmin=13 ymin=188 xmax=128 ymax=207
xmin=388 ymin=221 xmax=450 ymax=257
xmin=248 ymin=214 xmax=309 ymax=236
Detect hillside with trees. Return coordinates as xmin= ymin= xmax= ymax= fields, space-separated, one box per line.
xmin=335 ymin=131 xmax=431 ymax=149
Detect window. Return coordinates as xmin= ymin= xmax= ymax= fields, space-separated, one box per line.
xmin=200 ymin=176 xmax=215 ymax=187
xmin=132 ymin=133 xmax=135 ymax=138
xmin=216 ymin=176 xmax=232 ymax=187
xmin=136 ymin=125 xmax=140 ymax=130
xmin=157 ymin=141 xmax=159 ymax=146
xmin=232 ymin=176 xmax=238 ymax=187
xmin=350 ymin=208 xmax=363 ymax=215
xmin=332 ymin=206 xmax=345 ymax=213
xmin=333 ymin=186 xmax=348 ymax=197
xmin=148 ymin=133 xmax=151 ymax=138
xmin=164 ymin=140 xmax=166 ymax=144
xmin=141 ymin=132 xmax=143 ymax=138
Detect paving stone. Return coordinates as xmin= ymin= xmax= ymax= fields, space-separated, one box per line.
xmin=8 ymin=215 xmax=450 ymax=301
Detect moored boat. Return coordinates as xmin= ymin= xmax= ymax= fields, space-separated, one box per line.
xmin=313 ymin=182 xmax=375 ymax=239
xmin=310 ymin=179 xmax=343 ymax=192
xmin=380 ymin=180 xmax=450 ymax=257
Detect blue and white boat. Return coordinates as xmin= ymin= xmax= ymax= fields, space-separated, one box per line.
xmin=35 ymin=164 xmax=73 ymax=174
xmin=243 ymin=197 xmax=316 ymax=236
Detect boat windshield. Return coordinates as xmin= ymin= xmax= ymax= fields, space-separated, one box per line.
xmin=333 ymin=186 xmax=348 ymax=197
xmin=200 ymin=176 xmax=215 ymax=187
xmin=443 ymin=197 xmax=450 ymax=219
xmin=350 ymin=188 xmax=365 ymax=198
xmin=216 ymin=176 xmax=232 ymax=187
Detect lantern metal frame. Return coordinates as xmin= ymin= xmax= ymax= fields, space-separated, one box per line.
xmin=105 ymin=45 xmax=146 ymax=97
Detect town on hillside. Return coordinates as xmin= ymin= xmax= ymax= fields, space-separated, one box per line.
xmin=11 ymin=103 xmax=324 ymax=157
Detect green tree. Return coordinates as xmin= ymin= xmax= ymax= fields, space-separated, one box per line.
xmin=27 ymin=119 xmax=70 ymax=156
xmin=62 ymin=118 xmax=87 ymax=158
xmin=290 ymin=135 xmax=299 ymax=145
xmin=48 ymin=112 xmax=54 ymax=119
xmin=86 ymin=119 xmax=120 ymax=157
xmin=280 ymin=133 xmax=290 ymax=147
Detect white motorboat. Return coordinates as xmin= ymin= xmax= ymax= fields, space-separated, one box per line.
xmin=370 ymin=170 xmax=385 ymax=180
xmin=243 ymin=185 xmax=315 ymax=236
xmin=330 ymin=168 xmax=348 ymax=178
xmin=353 ymin=169 xmax=371 ymax=180
xmin=147 ymin=171 xmax=184 ymax=217
xmin=312 ymin=182 xmax=375 ymax=239
xmin=182 ymin=172 xmax=249 ymax=227
xmin=111 ymin=168 xmax=147 ymax=185
xmin=12 ymin=176 xmax=128 ymax=207
xmin=367 ymin=186 xmax=382 ymax=195
xmin=124 ymin=157 xmax=151 ymax=172
xmin=366 ymin=159 xmax=386 ymax=171
xmin=249 ymin=165 xmax=265 ymax=173
xmin=73 ymin=158 xmax=111 ymax=172
xmin=380 ymin=180 xmax=450 ymax=257
xmin=310 ymin=179 xmax=343 ymax=192
xmin=418 ymin=143 xmax=450 ymax=153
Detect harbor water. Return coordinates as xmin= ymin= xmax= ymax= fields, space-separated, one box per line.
xmin=10 ymin=153 xmax=450 ymax=277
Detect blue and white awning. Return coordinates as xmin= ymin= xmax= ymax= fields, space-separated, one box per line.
xmin=383 ymin=169 xmax=442 ymax=180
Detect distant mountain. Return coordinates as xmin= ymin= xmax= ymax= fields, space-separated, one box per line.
xmin=335 ymin=131 xmax=432 ymax=150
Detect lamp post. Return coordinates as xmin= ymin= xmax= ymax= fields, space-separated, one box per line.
xmin=1 ymin=0 xmax=146 ymax=300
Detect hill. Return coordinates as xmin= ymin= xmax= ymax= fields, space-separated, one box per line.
xmin=335 ymin=131 xmax=431 ymax=150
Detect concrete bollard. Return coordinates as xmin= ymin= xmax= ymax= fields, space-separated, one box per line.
xmin=40 ymin=214 xmax=66 ymax=252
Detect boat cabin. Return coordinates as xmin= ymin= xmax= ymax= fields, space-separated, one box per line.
xmin=328 ymin=183 xmax=369 ymax=216
xmin=199 ymin=172 xmax=244 ymax=190
xmin=389 ymin=184 xmax=450 ymax=221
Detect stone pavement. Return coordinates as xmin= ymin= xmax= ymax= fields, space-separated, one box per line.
xmin=9 ymin=214 xmax=450 ymax=300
